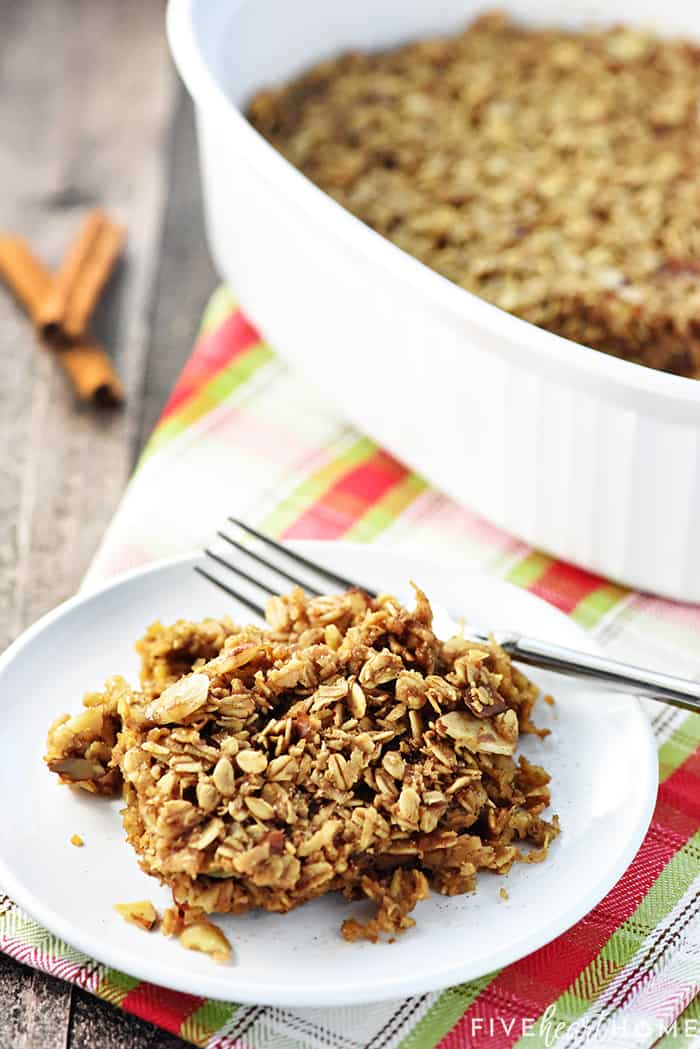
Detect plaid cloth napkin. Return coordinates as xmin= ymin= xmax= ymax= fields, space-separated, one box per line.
xmin=2 ymin=288 xmax=699 ymax=1049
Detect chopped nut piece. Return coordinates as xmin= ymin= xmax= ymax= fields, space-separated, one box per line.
xmin=196 ymin=781 xmax=219 ymax=812
xmin=397 ymin=786 xmax=420 ymax=827
xmin=360 ymin=650 xmax=403 ymax=687
xmin=311 ymin=680 xmax=348 ymax=710
xmin=115 ymin=900 xmax=158 ymax=931
xmin=297 ymin=819 xmax=341 ymax=857
xmin=179 ymin=920 xmax=231 ymax=963
xmin=324 ymin=624 xmax=342 ymax=650
xmin=146 ymin=673 xmax=209 ymax=724
xmin=408 ymin=709 xmax=424 ymax=741
xmin=495 ymin=709 xmax=519 ymax=748
xmin=51 ymin=757 xmax=105 ymax=782
xmin=382 ymin=751 xmax=405 ymax=780
xmin=437 ymin=710 xmax=517 ymax=755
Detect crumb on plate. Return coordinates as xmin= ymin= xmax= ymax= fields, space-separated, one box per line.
xmin=114 ymin=900 xmax=159 ymax=931
xmin=179 ymin=919 xmax=232 ymax=964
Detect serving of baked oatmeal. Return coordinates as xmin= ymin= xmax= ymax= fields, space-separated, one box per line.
xmin=46 ymin=586 xmax=558 ymax=946
xmin=248 ymin=13 xmax=700 ymax=377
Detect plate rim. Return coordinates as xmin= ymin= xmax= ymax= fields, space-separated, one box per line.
xmin=0 ymin=543 xmax=659 ymax=1006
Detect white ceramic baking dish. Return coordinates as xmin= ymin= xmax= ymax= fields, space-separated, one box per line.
xmin=167 ymin=0 xmax=700 ymax=603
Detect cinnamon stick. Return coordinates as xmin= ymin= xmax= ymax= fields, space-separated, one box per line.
xmin=57 ymin=340 xmax=124 ymax=404
xmin=0 ymin=236 xmax=123 ymax=405
xmin=37 ymin=208 xmax=125 ymax=341
xmin=0 ymin=236 xmax=53 ymax=322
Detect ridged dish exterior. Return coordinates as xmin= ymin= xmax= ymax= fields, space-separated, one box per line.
xmin=169 ymin=0 xmax=700 ymax=602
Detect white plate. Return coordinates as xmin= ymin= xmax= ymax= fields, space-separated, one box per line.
xmin=0 ymin=542 xmax=657 ymax=1007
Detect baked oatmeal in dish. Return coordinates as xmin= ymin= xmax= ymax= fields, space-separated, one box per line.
xmin=46 ymin=586 xmax=558 ymax=945
xmin=248 ymin=13 xmax=700 ymax=378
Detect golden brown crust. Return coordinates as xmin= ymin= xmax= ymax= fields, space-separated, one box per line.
xmin=136 ymin=617 xmax=238 ymax=697
xmin=45 ymin=679 xmax=126 ymax=795
xmin=248 ymin=14 xmax=700 ymax=378
xmin=46 ymin=587 xmax=558 ymax=941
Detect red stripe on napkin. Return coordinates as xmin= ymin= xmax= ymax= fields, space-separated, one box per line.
xmin=529 ymin=561 xmax=607 ymax=615
xmin=161 ymin=310 xmax=261 ymax=420
xmin=121 ymin=982 xmax=204 ymax=1034
xmin=283 ymin=450 xmax=408 ymax=540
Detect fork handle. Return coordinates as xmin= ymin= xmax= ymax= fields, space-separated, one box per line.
xmin=490 ymin=633 xmax=700 ymax=714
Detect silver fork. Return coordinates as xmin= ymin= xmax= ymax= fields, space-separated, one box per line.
xmin=196 ymin=520 xmax=700 ymax=715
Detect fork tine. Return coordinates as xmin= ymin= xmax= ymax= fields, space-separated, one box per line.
xmin=217 ymin=532 xmax=322 ymax=596
xmin=194 ymin=565 xmax=265 ymax=618
xmin=228 ymin=518 xmax=377 ymax=597
xmin=204 ymin=548 xmax=279 ymax=597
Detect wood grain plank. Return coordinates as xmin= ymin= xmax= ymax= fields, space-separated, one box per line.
xmin=0 ymin=0 xmax=182 ymax=1046
xmin=0 ymin=955 xmax=70 ymax=1049
xmin=68 ymin=990 xmax=189 ymax=1049
xmin=134 ymin=84 xmax=218 ymax=457
xmin=0 ymin=0 xmax=175 ymax=649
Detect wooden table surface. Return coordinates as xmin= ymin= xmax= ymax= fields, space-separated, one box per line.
xmin=0 ymin=2 xmax=216 ymax=1045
